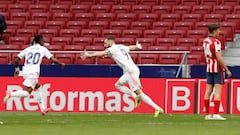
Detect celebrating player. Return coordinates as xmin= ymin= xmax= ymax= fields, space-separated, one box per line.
xmin=81 ymin=37 xmax=163 ymax=117
xmin=203 ymin=23 xmax=232 ymax=120
xmin=3 ymin=35 xmax=65 ymax=116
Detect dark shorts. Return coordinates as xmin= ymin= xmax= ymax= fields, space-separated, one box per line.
xmin=206 ymin=72 xmax=225 ymax=85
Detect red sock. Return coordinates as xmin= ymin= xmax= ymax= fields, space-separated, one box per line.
xmin=204 ymin=99 xmax=210 ymax=114
xmin=214 ymin=100 xmax=220 ymax=114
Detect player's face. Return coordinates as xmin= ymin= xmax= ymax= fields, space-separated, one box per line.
xmin=103 ymin=39 xmax=110 ymax=48
xmin=215 ymin=28 xmax=220 ymax=37
xmin=212 ymin=28 xmax=220 ymax=37
xmin=39 ymin=38 xmax=45 ymax=46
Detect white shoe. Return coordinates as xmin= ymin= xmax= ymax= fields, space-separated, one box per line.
xmin=212 ymin=114 xmax=226 ymax=120
xmin=204 ymin=114 xmax=213 ymax=120
xmin=41 ymin=108 xmax=51 ymax=116
xmin=3 ymin=92 xmax=11 ymax=103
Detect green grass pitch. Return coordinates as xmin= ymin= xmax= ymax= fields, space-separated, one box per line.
xmin=0 ymin=112 xmax=239 ymax=135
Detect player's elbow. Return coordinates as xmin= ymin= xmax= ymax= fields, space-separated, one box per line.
xmin=216 ymin=56 xmax=223 ymax=63
xmin=50 ymin=57 xmax=57 ymax=63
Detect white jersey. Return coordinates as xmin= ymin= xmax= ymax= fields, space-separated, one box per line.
xmin=17 ymin=43 xmax=53 ymax=75
xmin=105 ymin=44 xmax=138 ymax=73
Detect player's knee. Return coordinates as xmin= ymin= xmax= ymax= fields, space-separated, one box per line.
xmin=134 ymin=89 xmax=142 ymax=95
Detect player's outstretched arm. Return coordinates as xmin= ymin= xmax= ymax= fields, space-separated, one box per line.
xmin=129 ymin=41 xmax=142 ymax=51
xmin=50 ymin=57 xmax=65 ymax=68
xmin=81 ymin=50 xmax=107 ymax=60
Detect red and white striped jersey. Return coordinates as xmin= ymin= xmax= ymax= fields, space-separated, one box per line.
xmin=203 ymin=36 xmax=223 ymax=73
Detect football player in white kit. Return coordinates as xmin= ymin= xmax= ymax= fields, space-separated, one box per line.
xmin=4 ymin=35 xmax=65 ymax=116
xmin=81 ymin=37 xmax=163 ymax=117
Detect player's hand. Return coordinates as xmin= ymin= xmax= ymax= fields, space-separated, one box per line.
xmin=226 ymin=70 xmax=232 ymax=78
xmin=14 ymin=71 xmax=19 ymax=76
xmin=136 ymin=41 xmax=142 ymax=49
xmin=80 ymin=50 xmax=88 ymax=60
xmin=14 ymin=68 xmax=19 ymax=77
xmin=60 ymin=63 xmax=65 ymax=69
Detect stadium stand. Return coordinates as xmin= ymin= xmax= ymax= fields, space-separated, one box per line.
xmin=102 ymin=29 xmax=122 ymax=38
xmin=95 ymin=13 xmax=116 ymax=21
xmin=99 ymin=0 xmax=119 ymax=5
xmin=143 ymin=30 xmax=164 ymax=38
xmin=171 ymin=5 xmax=192 ymax=14
xmin=28 ymin=4 xmax=48 ymax=13
xmin=151 ymin=5 xmax=171 ymax=13
xmin=131 ymin=5 xmax=151 ymax=13
xmin=0 ymin=0 xmax=14 ymax=4
xmin=77 ymin=0 xmax=97 ymax=5
xmin=91 ymin=5 xmax=111 ymax=13
xmin=24 ymin=20 xmax=44 ymax=29
xmin=63 ymin=45 xmax=84 ymax=51
xmin=45 ymin=21 xmax=65 ymax=29
xmin=89 ymin=21 xmax=109 ymax=29
xmin=72 ymin=37 xmax=92 ymax=46
xmin=54 ymin=53 xmax=75 ymax=64
xmin=6 ymin=20 xmax=23 ymax=29
xmin=8 ymin=4 xmax=28 ymax=12
xmin=159 ymin=54 xmax=180 ymax=64
xmin=147 ymin=46 xmax=169 ymax=52
xmin=138 ymin=53 xmax=159 ymax=64
xmin=191 ymin=5 xmax=212 ymax=14
xmin=92 ymin=37 xmax=105 ymax=46
xmin=97 ymin=56 xmax=115 ymax=64
xmin=1 ymin=0 xmax=239 ymax=64
xmin=0 ymin=52 xmax=9 ymax=64
xmin=66 ymin=21 xmax=87 ymax=29
xmin=49 ymin=4 xmax=69 ymax=13
xmin=45 ymin=45 xmax=63 ymax=51
xmin=111 ymin=5 xmax=131 ymax=13
xmin=31 ymin=12 xmax=51 ymax=21
xmin=109 ymin=21 xmax=130 ymax=30
xmin=70 ymin=5 xmax=90 ymax=13
xmin=115 ymin=38 xmax=135 ymax=45
xmin=16 ymin=28 xmax=37 ymax=37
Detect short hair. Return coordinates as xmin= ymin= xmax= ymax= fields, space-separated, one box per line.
xmin=31 ymin=34 xmax=43 ymax=45
xmin=208 ymin=23 xmax=220 ymax=33
xmin=105 ymin=37 xmax=115 ymax=42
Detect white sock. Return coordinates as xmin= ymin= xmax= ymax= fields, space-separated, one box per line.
xmin=139 ymin=93 xmax=160 ymax=111
xmin=115 ymin=84 xmax=137 ymax=98
xmin=11 ymin=90 xmax=29 ymax=97
xmin=36 ymin=87 xmax=45 ymax=112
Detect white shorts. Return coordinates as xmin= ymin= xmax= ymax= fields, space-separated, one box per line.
xmin=118 ymin=70 xmax=142 ymax=91
xmin=22 ymin=73 xmax=39 ymax=89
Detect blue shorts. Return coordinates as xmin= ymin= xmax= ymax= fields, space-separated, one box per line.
xmin=206 ymin=72 xmax=225 ymax=85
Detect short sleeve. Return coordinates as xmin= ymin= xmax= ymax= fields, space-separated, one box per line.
xmin=105 ymin=48 xmax=111 ymax=55
xmin=17 ymin=49 xmax=26 ymax=59
xmin=44 ymin=48 xmax=53 ymax=59
xmin=122 ymin=45 xmax=129 ymax=53
xmin=214 ymin=40 xmax=221 ymax=52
